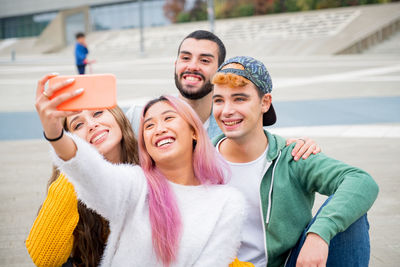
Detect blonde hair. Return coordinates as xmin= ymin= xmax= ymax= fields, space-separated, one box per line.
xmin=212 ymin=63 xmax=250 ymax=88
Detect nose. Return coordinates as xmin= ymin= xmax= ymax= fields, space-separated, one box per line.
xmin=221 ymin=100 xmax=235 ymax=118
xmin=186 ymin=59 xmax=199 ymax=72
xmin=154 ymin=121 xmax=167 ymax=135
xmin=87 ymin=119 xmax=99 ymax=132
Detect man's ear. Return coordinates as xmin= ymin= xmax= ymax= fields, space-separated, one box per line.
xmin=261 ymin=93 xmax=272 ymax=113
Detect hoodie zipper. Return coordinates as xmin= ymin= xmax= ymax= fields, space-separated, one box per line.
xmin=259 ymin=150 xmax=282 ymax=266
xmin=266 ymin=151 xmax=281 ymax=225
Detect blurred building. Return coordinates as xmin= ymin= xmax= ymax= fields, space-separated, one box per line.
xmin=0 ymin=0 xmax=169 ymax=40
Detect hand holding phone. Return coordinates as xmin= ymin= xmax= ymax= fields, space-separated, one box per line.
xmin=49 ymin=74 xmax=117 ymax=111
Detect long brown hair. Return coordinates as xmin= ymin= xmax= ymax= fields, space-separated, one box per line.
xmin=46 ymin=106 xmax=139 ymax=266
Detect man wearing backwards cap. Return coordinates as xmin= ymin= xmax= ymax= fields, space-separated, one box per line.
xmin=212 ymin=56 xmax=379 ymax=267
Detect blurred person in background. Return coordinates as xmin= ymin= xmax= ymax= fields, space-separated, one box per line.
xmin=75 ymin=32 xmax=94 ymax=75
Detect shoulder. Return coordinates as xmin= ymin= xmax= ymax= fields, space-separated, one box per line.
xmin=117 ymin=163 xmax=147 ymax=181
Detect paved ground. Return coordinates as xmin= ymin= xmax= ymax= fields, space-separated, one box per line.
xmin=1 ymin=6 xmax=400 ymax=267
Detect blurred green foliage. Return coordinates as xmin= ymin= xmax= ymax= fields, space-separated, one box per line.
xmin=164 ymin=0 xmax=395 ymax=23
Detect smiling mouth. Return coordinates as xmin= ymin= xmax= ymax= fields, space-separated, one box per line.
xmin=184 ymin=75 xmax=201 ymax=82
xmin=91 ymin=131 xmax=107 ymax=144
xmin=181 ymin=71 xmax=205 ymax=83
xmin=156 ymin=138 xmax=175 ymax=147
xmin=223 ymin=120 xmax=243 ymax=126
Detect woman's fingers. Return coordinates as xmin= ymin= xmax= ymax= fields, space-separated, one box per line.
xmin=45 ymin=78 xmax=76 ymax=98
xmin=50 ymin=88 xmax=84 ymax=109
xmin=36 ymin=73 xmax=59 ymax=98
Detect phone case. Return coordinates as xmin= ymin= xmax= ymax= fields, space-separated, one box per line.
xmin=49 ymin=74 xmax=117 ymax=111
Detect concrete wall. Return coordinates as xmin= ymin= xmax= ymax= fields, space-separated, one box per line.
xmin=34 ymin=6 xmax=90 ymax=53
xmin=0 ymin=0 xmax=124 ymax=18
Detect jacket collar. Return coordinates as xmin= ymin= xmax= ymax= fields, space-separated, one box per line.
xmin=264 ymin=130 xmax=286 ymax=162
xmin=212 ymin=129 xmax=287 ymax=162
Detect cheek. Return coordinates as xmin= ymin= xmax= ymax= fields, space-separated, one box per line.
xmin=214 ymin=100 xmax=227 ymax=114
xmin=213 ymin=105 xmax=222 ymax=117
xmin=143 ymin=132 xmax=152 ymax=150
xmin=115 ymin=128 xmax=123 ymax=143
xmin=176 ymin=62 xmax=189 ymax=74
xmin=72 ymin=129 xmax=87 ymax=141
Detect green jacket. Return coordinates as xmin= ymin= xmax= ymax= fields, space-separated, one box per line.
xmin=213 ymin=130 xmax=379 ymax=267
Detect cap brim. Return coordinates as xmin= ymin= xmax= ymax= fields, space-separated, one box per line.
xmin=263 ymin=104 xmax=276 ymax=126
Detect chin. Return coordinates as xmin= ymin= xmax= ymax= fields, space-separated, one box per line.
xmin=225 ymin=131 xmax=244 ymax=139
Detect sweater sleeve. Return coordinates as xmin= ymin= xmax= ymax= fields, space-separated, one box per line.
xmin=293 ymin=151 xmax=379 ymax=244
xmin=25 ymin=174 xmax=79 ymax=267
xmin=50 ymin=133 xmax=146 ymax=222
xmin=193 ymin=188 xmax=246 ymax=266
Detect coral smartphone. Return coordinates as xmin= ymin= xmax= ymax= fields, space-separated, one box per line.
xmin=48 ymin=74 xmax=117 ymax=111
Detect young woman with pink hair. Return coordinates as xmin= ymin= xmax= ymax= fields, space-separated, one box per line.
xmin=34 ymin=74 xmax=246 ymax=266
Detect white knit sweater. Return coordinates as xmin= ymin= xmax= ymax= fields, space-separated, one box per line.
xmin=51 ymin=134 xmax=245 ymax=266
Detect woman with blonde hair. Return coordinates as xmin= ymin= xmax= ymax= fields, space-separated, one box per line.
xmin=26 ymin=98 xmax=139 ymax=266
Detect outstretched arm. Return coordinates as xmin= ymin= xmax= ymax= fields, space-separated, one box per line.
xmin=35 ymin=73 xmax=82 ymax=162
xmin=35 ymin=74 xmax=145 ymax=222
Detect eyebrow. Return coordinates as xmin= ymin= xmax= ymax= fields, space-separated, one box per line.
xmin=180 ymin=50 xmax=215 ymax=58
xmin=68 ymin=112 xmax=82 ymax=129
xmin=232 ymin=93 xmax=250 ymax=98
xmin=212 ymin=93 xmax=250 ymax=99
xmin=212 ymin=94 xmax=222 ymax=99
xmin=143 ymin=110 xmax=177 ymax=124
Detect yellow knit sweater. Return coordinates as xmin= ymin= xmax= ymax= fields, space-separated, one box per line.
xmin=26 ymin=174 xmax=79 ymax=267
xmin=25 ymin=174 xmax=254 ymax=267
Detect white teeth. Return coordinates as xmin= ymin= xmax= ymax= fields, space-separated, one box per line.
xmin=92 ymin=132 xmax=107 ymax=143
xmin=185 ymin=76 xmax=200 ymax=81
xmin=224 ymin=120 xmax=240 ymax=126
xmin=157 ymin=138 xmax=174 ymax=147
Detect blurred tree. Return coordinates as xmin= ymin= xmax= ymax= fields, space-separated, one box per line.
xmin=173 ymin=0 xmax=397 ymax=22
xmin=164 ymin=0 xmax=186 ymax=22
xmin=233 ymin=3 xmax=255 ymax=17
xmin=176 ymin=11 xmax=191 ymax=22
xmin=217 ymin=0 xmax=239 ymax=18
xmin=284 ymin=0 xmax=301 ymax=11
xmin=297 ymin=0 xmax=318 ymax=10
xmin=254 ymin=0 xmax=275 ymax=14
xmin=316 ymin=0 xmax=341 ymax=9
xmin=189 ymin=0 xmax=208 ymax=21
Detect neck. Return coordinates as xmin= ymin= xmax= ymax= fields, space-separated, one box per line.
xmin=219 ymin=124 xmax=268 ymax=163
xmin=179 ymin=92 xmax=213 ymax=124
xmin=157 ymin=158 xmax=199 ymax=186
xmin=105 ymin=146 xmax=122 ymax=164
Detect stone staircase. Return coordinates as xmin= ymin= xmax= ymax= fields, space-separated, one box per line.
xmin=1 ymin=2 xmax=399 ymax=59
